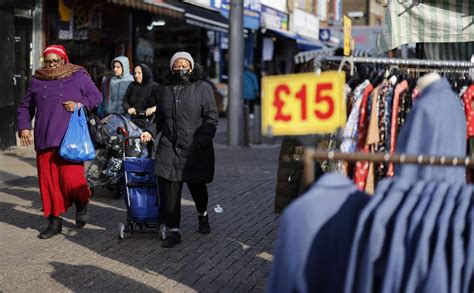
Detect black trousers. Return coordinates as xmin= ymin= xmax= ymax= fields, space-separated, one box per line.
xmin=244 ymin=99 xmax=255 ymax=114
xmin=159 ymin=178 xmax=209 ymax=229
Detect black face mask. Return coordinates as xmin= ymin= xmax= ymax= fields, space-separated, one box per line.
xmin=172 ymin=68 xmax=191 ymax=80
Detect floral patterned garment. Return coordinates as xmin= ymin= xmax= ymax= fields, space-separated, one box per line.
xmin=340 ymin=80 xmax=371 ymax=154
xmin=463 ymin=85 xmax=474 ymax=138
xmin=387 ymin=80 xmax=409 ymax=177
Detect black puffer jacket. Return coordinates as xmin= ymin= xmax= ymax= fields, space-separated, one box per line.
xmin=147 ymin=64 xmax=218 ymax=183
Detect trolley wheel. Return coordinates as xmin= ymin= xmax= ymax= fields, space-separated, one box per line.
xmin=118 ymin=223 xmax=125 ymax=240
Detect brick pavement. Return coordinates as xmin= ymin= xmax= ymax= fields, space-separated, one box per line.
xmin=0 ymin=143 xmax=281 ymax=292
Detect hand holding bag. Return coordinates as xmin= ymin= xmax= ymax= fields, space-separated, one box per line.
xmin=59 ymin=105 xmax=96 ymax=162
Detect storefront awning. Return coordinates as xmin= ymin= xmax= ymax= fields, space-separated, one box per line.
xmin=264 ymin=28 xmax=325 ymax=51
xmin=380 ymin=1 xmax=474 ymax=52
xmin=165 ymin=0 xmax=230 ymax=33
xmin=296 ymin=35 xmax=325 ymax=51
xmin=264 ymin=28 xmax=297 ymax=41
xmin=107 ymin=0 xmax=184 ymax=19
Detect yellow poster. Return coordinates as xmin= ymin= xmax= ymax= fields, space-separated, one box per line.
xmin=343 ymin=15 xmax=352 ymax=56
xmin=262 ymin=71 xmax=346 ymax=136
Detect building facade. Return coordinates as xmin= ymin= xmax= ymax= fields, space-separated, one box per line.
xmin=0 ymin=0 xmax=331 ymax=150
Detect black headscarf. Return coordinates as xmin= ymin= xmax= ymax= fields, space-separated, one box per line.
xmin=123 ymin=63 xmax=160 ymax=112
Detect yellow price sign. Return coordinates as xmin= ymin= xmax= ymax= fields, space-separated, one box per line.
xmin=343 ymin=15 xmax=352 ymax=56
xmin=262 ymin=71 xmax=346 ymax=136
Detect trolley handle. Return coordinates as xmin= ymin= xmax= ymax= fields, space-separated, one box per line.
xmin=131 ymin=111 xmax=147 ymax=118
xmin=117 ymin=127 xmax=146 ymax=156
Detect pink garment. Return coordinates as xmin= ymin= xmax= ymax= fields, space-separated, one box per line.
xmin=387 ymin=80 xmax=408 ymax=176
xmin=354 ymin=83 xmax=374 ymax=191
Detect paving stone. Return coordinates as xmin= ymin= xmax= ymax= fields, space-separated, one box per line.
xmin=0 ymin=139 xmax=281 ymax=292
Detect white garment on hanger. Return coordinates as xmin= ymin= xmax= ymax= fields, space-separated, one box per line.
xmin=263 ymin=38 xmax=274 ymax=61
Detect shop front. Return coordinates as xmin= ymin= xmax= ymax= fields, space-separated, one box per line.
xmin=258 ymin=3 xmax=296 ymax=76
xmin=43 ymin=0 xmax=183 ymax=86
xmin=0 ymin=0 xmax=38 ymax=150
xmin=143 ymin=0 xmax=230 ymax=83
xmin=211 ymin=0 xmax=261 ymax=82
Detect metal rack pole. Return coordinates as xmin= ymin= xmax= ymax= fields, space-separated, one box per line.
xmin=303 ymin=148 xmax=474 ymax=187
xmin=322 ymin=56 xmax=474 ymax=69
xmin=308 ymin=149 xmax=474 ymax=167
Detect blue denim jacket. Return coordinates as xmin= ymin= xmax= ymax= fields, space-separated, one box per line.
xmin=395 ymin=78 xmax=466 ymax=182
xmin=267 ymin=173 xmax=370 ymax=293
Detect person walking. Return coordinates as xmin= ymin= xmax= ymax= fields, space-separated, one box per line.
xmin=17 ymin=45 xmax=102 ymax=239
xmin=123 ymin=63 xmax=160 ymax=130
xmin=103 ymin=56 xmax=134 ymax=116
xmin=140 ymin=52 xmax=218 ymax=248
xmin=243 ymin=65 xmax=259 ymax=116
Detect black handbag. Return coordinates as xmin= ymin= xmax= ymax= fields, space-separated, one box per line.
xmin=84 ymin=108 xmax=111 ymax=149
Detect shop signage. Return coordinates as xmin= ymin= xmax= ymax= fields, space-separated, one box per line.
xmin=317 ymin=0 xmax=327 ymax=22
xmin=260 ymin=0 xmax=286 ymax=13
xmin=290 ymin=9 xmax=319 ymax=40
xmin=144 ymin=0 xmax=166 ymax=5
xmin=319 ymin=28 xmax=330 ymax=41
xmin=186 ymin=0 xmax=212 ymax=7
xmin=211 ymin=0 xmax=261 ymax=30
xmin=262 ymin=71 xmax=346 ymax=136
xmin=261 ymin=5 xmax=288 ymax=31
xmin=334 ymin=0 xmax=342 ymax=24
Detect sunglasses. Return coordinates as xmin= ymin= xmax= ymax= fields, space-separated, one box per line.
xmin=44 ymin=58 xmax=63 ymax=65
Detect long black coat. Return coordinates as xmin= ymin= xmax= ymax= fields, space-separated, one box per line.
xmin=147 ymin=65 xmax=218 ymax=183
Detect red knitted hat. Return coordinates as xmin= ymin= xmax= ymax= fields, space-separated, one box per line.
xmin=43 ymin=45 xmax=69 ymax=63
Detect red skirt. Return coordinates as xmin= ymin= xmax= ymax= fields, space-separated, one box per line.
xmin=36 ymin=148 xmax=91 ymax=217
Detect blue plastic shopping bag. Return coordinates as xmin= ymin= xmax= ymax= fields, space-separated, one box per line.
xmin=59 ymin=105 xmax=96 ymax=162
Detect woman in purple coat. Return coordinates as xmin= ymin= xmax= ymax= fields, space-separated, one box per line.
xmin=17 ymin=45 xmax=102 ymax=239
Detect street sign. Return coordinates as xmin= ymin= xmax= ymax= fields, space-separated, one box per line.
xmin=319 ymin=28 xmax=331 ymax=42
xmin=262 ymin=71 xmax=346 ymax=136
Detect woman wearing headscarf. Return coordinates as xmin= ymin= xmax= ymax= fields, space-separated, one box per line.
xmin=103 ymin=56 xmax=134 ymax=115
xmin=17 ymin=45 xmax=102 ymax=239
xmin=141 ymin=52 xmax=218 ymax=248
xmin=123 ymin=63 xmax=160 ymax=130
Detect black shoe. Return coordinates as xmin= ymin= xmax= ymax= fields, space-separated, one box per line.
xmin=75 ymin=202 xmax=88 ymax=228
xmin=161 ymin=231 xmax=181 ymax=248
xmin=198 ymin=215 xmax=211 ymax=234
xmin=38 ymin=216 xmax=62 ymax=239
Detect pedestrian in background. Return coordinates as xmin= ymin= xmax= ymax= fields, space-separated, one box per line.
xmin=243 ymin=65 xmax=259 ymax=117
xmin=123 ymin=63 xmax=160 ymax=130
xmin=17 ymin=45 xmax=102 ymax=239
xmin=140 ymin=52 xmax=218 ymax=248
xmin=103 ymin=56 xmax=134 ymax=116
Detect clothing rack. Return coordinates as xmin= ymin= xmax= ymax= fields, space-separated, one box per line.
xmin=303 ymin=148 xmax=474 ymax=187
xmin=322 ymin=56 xmax=474 ymax=69
xmin=318 ymin=56 xmax=474 ymax=77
